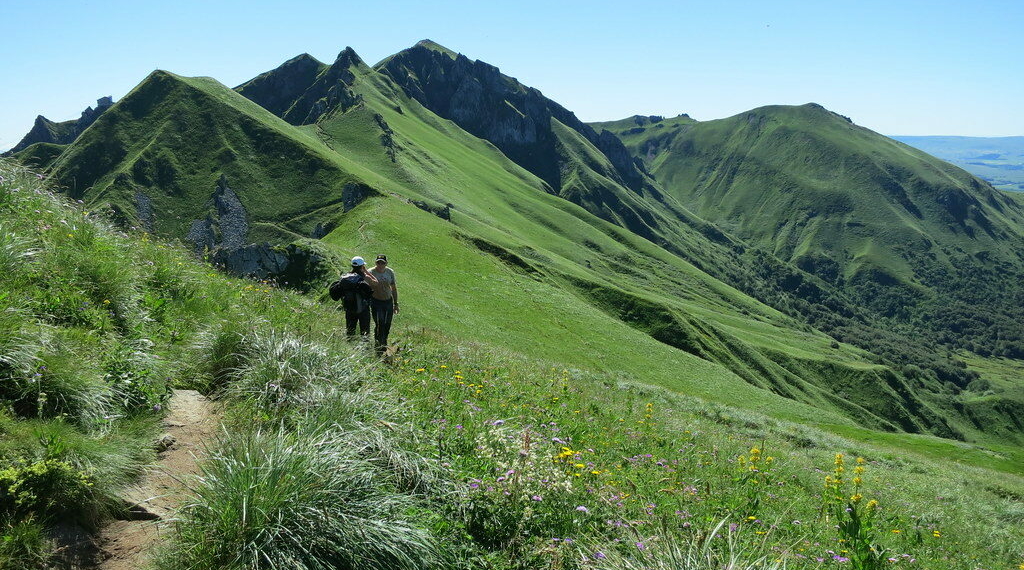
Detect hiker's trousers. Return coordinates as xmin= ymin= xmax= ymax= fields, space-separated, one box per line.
xmin=345 ymin=308 xmax=370 ymax=338
xmin=371 ymin=298 xmax=395 ymax=351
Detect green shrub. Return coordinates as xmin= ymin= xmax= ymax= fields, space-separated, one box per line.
xmin=0 ymin=459 xmax=95 ymax=523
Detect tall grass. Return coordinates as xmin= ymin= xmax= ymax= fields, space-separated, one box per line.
xmin=582 ymin=519 xmax=788 ymax=570
xmin=161 ymin=426 xmax=438 ymax=570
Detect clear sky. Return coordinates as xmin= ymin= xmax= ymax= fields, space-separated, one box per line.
xmin=2 ymin=0 xmax=1022 ymax=152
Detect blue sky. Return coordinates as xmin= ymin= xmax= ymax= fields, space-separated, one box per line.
xmin=2 ymin=0 xmax=1022 ymax=151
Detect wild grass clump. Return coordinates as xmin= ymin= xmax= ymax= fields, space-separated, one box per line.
xmin=580 ymin=519 xmax=787 ymax=570
xmin=0 ymin=517 xmax=50 ymax=569
xmin=161 ymin=426 xmax=439 ymax=570
xmin=193 ymin=319 xmax=371 ymax=419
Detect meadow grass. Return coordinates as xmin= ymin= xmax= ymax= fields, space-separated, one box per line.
xmin=381 ymin=333 xmax=1024 ymax=569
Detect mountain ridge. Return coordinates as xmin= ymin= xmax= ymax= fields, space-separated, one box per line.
xmin=13 ymin=42 xmax=1024 ymax=448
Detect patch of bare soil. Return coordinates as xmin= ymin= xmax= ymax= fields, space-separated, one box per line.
xmin=85 ymin=389 xmax=219 ymax=570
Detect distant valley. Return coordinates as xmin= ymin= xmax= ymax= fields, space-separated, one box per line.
xmin=895 ymin=135 xmax=1024 ymax=192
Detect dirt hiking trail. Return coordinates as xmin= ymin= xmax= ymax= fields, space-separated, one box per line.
xmin=92 ymin=389 xmax=219 ymax=569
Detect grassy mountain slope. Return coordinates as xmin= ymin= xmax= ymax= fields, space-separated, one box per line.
xmin=595 ymin=105 xmax=1024 ymax=357
xmin=47 ymin=70 xmax=384 ymax=244
xmin=4 ymin=158 xmax=1022 ymax=570
xmin=372 ymin=41 xmax=681 ymax=241
xmin=300 ymin=50 xmax=981 ymax=438
xmin=30 ymin=48 xmax=1023 ymax=449
xmin=11 ymin=142 xmax=67 ymax=170
xmin=365 ymin=44 xmax=996 ymax=402
xmin=598 ymin=104 xmax=1024 ymax=277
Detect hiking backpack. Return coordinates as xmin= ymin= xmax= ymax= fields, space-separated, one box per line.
xmin=329 ymin=272 xmax=371 ymax=312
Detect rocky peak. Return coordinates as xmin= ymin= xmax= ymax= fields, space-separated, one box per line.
xmin=414 ymin=39 xmax=458 ymax=58
xmin=335 ymin=46 xmax=365 ymax=68
xmin=268 ymin=47 xmax=366 ymax=125
xmin=234 ymin=53 xmax=327 ymax=119
xmin=377 ymin=44 xmax=648 ymax=193
xmin=5 ymin=96 xmax=115 ymax=155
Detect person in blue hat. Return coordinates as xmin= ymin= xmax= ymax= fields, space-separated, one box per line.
xmin=338 ymin=256 xmax=376 ymax=339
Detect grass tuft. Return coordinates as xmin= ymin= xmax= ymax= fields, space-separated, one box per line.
xmin=161 ymin=426 xmax=439 ymax=570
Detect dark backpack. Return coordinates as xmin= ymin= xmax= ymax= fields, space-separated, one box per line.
xmin=329 ymin=272 xmax=371 ymax=312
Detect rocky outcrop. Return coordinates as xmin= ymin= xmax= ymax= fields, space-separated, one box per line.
xmin=376 ymin=41 xmax=650 ymax=193
xmin=5 ymin=97 xmax=114 ymax=155
xmin=186 ymin=175 xmax=345 ymax=288
xmin=186 ymin=174 xmax=249 ymax=257
xmin=134 ymin=191 xmax=155 ymax=233
xmin=341 ymin=181 xmax=372 ymax=212
xmin=212 ymin=243 xmax=289 ymax=278
xmin=234 ymin=54 xmax=327 ymax=118
xmin=211 ymin=174 xmax=248 ymax=249
xmin=374 ymin=113 xmax=397 ymax=161
xmin=212 ymin=240 xmax=342 ymax=292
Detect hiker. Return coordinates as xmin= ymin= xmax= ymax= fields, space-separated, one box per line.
xmin=335 ymin=256 xmax=376 ymax=340
xmin=367 ymin=254 xmax=399 ymax=355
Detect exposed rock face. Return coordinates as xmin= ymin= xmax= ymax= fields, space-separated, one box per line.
xmin=185 ymin=175 xmax=344 ymax=287
xmin=5 ymin=97 xmax=114 ymax=155
xmin=211 ymin=174 xmax=248 ymax=249
xmin=212 ymin=243 xmax=289 ymax=278
xmin=374 ymin=113 xmax=397 ymax=161
xmin=234 ymin=54 xmax=328 ymax=118
xmin=341 ymin=182 xmax=372 ymax=212
xmin=134 ymin=191 xmax=155 ymax=233
xmin=236 ymin=48 xmax=365 ymax=126
xmin=412 ymin=200 xmax=452 ymax=221
xmin=212 ymin=241 xmax=341 ymax=292
xmin=186 ymin=174 xmax=249 ymax=257
xmin=376 ymin=42 xmax=648 ymax=193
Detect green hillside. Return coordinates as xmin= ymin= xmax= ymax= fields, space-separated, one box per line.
xmin=3 ymin=158 xmax=1023 ymax=570
xmin=595 ymin=105 xmax=1024 ymax=358
xmin=26 ymin=45 xmax=1024 ymax=453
